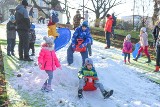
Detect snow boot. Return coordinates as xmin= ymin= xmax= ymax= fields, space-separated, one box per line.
xmin=45 ymin=85 xmax=53 ymax=92
xmin=145 ymin=55 xmax=151 ymax=63
xmin=78 ymin=89 xmax=83 ymax=98
xmin=133 ymin=54 xmax=140 ymax=61
xmin=7 ymin=52 xmax=11 ymax=56
xmin=124 ymin=60 xmax=126 ymax=64
xmin=30 ymin=53 xmax=35 ymax=56
xmin=11 ymin=52 xmax=15 ymax=56
xmin=41 ymin=84 xmax=46 ymax=91
xmin=102 ymin=90 xmax=113 ymax=99
xmin=154 ymin=66 xmax=159 ymax=72
xmin=128 ymin=59 xmax=130 ymax=63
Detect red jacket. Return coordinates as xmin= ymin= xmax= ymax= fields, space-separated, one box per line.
xmin=104 ymin=16 xmax=113 ymax=32
xmin=38 ymin=45 xmax=61 ymax=71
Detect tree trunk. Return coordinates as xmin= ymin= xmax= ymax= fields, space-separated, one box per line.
xmin=31 ymin=0 xmax=49 ymax=18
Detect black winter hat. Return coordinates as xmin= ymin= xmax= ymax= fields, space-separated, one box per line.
xmin=22 ymin=0 xmax=28 ymax=6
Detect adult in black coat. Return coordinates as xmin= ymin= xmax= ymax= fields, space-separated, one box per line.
xmin=15 ymin=0 xmax=33 ymax=61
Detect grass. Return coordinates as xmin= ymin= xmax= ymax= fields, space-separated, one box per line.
xmin=90 ymin=27 xmax=153 ymax=42
xmin=0 ymin=39 xmax=40 ymax=47
xmin=93 ymin=34 xmax=160 ymax=84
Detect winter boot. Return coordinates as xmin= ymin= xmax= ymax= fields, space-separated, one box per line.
xmin=11 ymin=52 xmax=15 ymax=56
xmin=133 ymin=54 xmax=140 ymax=61
xmin=78 ymin=89 xmax=83 ymax=98
xmin=128 ymin=59 xmax=130 ymax=63
xmin=102 ymin=90 xmax=113 ymax=99
xmin=7 ymin=52 xmax=11 ymax=56
xmin=154 ymin=66 xmax=159 ymax=72
xmin=145 ymin=55 xmax=151 ymax=63
xmin=30 ymin=53 xmax=35 ymax=56
xmin=124 ymin=60 xmax=126 ymax=64
xmin=45 ymin=85 xmax=53 ymax=92
xmin=41 ymin=84 xmax=46 ymax=91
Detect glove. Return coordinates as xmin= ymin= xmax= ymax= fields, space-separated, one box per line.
xmin=83 ymin=76 xmax=88 ymax=81
xmin=38 ymin=63 xmax=42 ymax=68
xmin=59 ymin=67 xmax=62 ymax=70
xmin=79 ymin=43 xmax=87 ymax=48
xmin=72 ymin=44 xmax=76 ymax=49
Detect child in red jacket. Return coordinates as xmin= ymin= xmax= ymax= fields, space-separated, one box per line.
xmin=38 ymin=36 xmax=61 ymax=92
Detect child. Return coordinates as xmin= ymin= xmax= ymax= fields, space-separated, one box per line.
xmin=48 ymin=10 xmax=59 ymax=39
xmin=122 ymin=34 xmax=132 ymax=64
xmin=28 ymin=23 xmax=36 ymax=56
xmin=133 ymin=27 xmax=151 ymax=63
xmin=154 ymin=35 xmax=160 ymax=72
xmin=6 ymin=15 xmax=16 ymax=56
xmin=78 ymin=58 xmax=113 ymax=99
xmin=67 ymin=21 xmax=92 ymax=66
xmin=38 ymin=36 xmax=61 ymax=92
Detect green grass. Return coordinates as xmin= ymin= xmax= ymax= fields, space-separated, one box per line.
xmin=90 ymin=27 xmax=153 ymax=42
xmin=0 ymin=39 xmax=40 ymax=47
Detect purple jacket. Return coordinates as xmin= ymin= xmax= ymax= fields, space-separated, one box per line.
xmin=122 ymin=39 xmax=132 ymax=53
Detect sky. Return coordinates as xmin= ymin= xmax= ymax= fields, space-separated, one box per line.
xmin=59 ymin=0 xmax=154 ymax=23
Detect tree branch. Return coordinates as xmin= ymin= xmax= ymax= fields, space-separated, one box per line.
xmin=31 ymin=0 xmax=49 ymax=18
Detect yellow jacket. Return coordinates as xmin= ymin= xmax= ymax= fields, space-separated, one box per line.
xmin=48 ymin=24 xmax=59 ymax=38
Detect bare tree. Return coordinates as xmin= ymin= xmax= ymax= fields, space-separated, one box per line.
xmin=152 ymin=0 xmax=160 ymax=24
xmin=31 ymin=0 xmax=50 ymax=18
xmin=134 ymin=0 xmax=152 ymax=28
xmin=81 ymin=0 xmax=123 ymax=19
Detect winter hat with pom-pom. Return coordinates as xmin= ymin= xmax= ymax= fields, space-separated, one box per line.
xmin=140 ymin=27 xmax=146 ymax=32
xmin=126 ymin=34 xmax=131 ymax=40
xmin=43 ymin=36 xmax=54 ymax=45
xmin=9 ymin=15 xmax=15 ymax=22
xmin=85 ymin=58 xmax=93 ymax=66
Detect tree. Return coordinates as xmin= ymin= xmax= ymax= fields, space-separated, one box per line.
xmin=31 ymin=0 xmax=49 ymax=18
xmin=82 ymin=0 xmax=123 ymax=19
xmin=152 ymin=0 xmax=160 ymax=24
xmin=134 ymin=0 xmax=152 ymax=28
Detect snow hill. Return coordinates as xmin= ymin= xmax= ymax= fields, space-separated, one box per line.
xmin=3 ymin=24 xmax=160 ymax=107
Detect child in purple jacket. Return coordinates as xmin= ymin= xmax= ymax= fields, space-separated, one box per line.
xmin=122 ymin=34 xmax=132 ymax=64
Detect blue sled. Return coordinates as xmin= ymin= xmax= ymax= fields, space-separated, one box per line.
xmin=54 ymin=28 xmax=71 ymax=51
xmin=132 ymin=43 xmax=142 ymax=59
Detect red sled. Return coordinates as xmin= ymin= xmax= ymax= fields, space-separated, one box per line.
xmin=83 ymin=76 xmax=98 ymax=91
xmin=75 ymin=39 xmax=86 ymax=52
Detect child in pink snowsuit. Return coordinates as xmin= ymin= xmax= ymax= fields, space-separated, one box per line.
xmin=133 ymin=27 xmax=151 ymax=63
xmin=38 ymin=36 xmax=61 ymax=92
xmin=122 ymin=34 xmax=132 ymax=64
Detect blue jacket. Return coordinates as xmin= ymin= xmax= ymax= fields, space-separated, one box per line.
xmin=78 ymin=66 xmax=97 ymax=79
xmin=72 ymin=26 xmax=92 ymax=45
xmin=15 ymin=5 xmax=30 ymax=31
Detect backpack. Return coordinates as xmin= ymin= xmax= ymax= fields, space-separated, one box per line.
xmin=112 ymin=16 xmax=117 ymax=26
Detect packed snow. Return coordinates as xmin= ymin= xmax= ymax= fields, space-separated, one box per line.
xmin=3 ymin=23 xmax=160 ymax=107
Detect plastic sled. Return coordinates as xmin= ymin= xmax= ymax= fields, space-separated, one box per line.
xmin=54 ymin=28 xmax=71 ymax=51
xmin=83 ymin=76 xmax=97 ymax=91
xmin=132 ymin=43 xmax=142 ymax=58
xmin=75 ymin=39 xmax=86 ymax=52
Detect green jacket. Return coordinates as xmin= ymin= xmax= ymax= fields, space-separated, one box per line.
xmin=78 ymin=67 xmax=97 ymax=79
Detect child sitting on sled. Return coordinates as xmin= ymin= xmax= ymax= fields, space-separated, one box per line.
xmin=122 ymin=34 xmax=132 ymax=64
xmin=48 ymin=10 xmax=59 ymax=39
xmin=77 ymin=58 xmax=113 ymax=99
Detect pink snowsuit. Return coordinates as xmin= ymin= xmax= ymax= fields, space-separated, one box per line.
xmin=38 ymin=45 xmax=61 ymax=71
